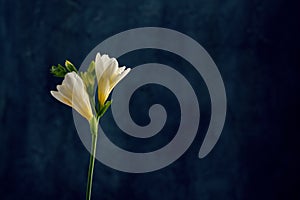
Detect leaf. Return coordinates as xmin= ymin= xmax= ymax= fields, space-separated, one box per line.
xmin=97 ymin=100 xmax=112 ymax=118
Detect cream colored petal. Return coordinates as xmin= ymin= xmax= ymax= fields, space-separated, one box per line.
xmin=72 ymin=98 xmax=93 ymax=121
xmin=106 ymin=58 xmax=119 ymax=79
xmin=97 ymin=77 xmax=111 ymax=106
xmin=101 ymin=54 xmax=111 ymax=64
xmin=117 ymin=66 xmax=126 ymax=74
xmin=56 ymin=72 xmax=77 ymax=103
xmin=73 ymin=76 xmax=91 ymax=109
xmin=62 ymin=72 xmax=76 ymax=90
xmin=71 ymin=73 xmax=93 ymax=120
xmin=51 ymin=72 xmax=93 ymax=121
xmin=50 ymin=91 xmax=72 ymax=107
xmin=95 ymin=53 xmax=113 ymax=81
xmin=95 ymin=53 xmax=104 ymax=81
xmin=94 ymin=52 xmax=131 ymax=107
xmin=110 ymin=66 xmax=127 ymax=83
xmin=110 ymin=68 xmax=131 ymax=91
xmin=57 ymin=85 xmax=72 ymax=100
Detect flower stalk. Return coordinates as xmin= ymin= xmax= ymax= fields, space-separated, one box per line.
xmin=86 ymin=116 xmax=99 ymax=200
xmin=50 ymin=53 xmax=130 ymax=200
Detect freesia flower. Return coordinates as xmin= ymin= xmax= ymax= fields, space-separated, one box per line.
xmin=95 ymin=53 xmax=131 ymax=107
xmin=50 ymin=53 xmax=130 ymax=200
xmin=50 ymin=71 xmax=93 ymax=121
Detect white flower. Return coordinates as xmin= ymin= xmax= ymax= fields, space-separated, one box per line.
xmin=95 ymin=53 xmax=131 ymax=106
xmin=50 ymin=72 xmax=93 ymax=121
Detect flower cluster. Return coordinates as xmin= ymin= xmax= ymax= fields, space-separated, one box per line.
xmin=50 ymin=53 xmax=130 ymax=123
xmin=50 ymin=53 xmax=130 ymax=200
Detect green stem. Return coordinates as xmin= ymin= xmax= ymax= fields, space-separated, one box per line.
xmin=86 ymin=117 xmax=99 ymax=200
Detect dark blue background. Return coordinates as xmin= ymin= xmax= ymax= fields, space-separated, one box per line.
xmin=0 ymin=0 xmax=299 ymax=199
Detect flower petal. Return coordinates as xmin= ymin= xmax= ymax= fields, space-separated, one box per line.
xmin=51 ymin=72 xmax=93 ymax=121
xmin=117 ymin=66 xmax=126 ymax=74
xmin=50 ymin=91 xmax=72 ymax=107
xmin=95 ymin=53 xmax=114 ymax=81
xmin=97 ymin=78 xmax=111 ymax=106
xmin=94 ymin=52 xmax=131 ymax=107
xmin=110 ymin=68 xmax=131 ymax=90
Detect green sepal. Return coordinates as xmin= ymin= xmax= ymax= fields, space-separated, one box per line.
xmin=97 ymin=100 xmax=112 ymax=119
xmin=89 ymin=116 xmax=99 ymax=136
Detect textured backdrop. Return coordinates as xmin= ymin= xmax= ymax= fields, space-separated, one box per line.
xmin=0 ymin=0 xmax=299 ymax=199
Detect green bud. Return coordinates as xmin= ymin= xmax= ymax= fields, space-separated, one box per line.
xmin=79 ymin=61 xmax=96 ymax=98
xmin=50 ymin=64 xmax=67 ymax=77
xmin=87 ymin=61 xmax=95 ymax=74
xmin=65 ymin=60 xmax=78 ymax=73
xmin=50 ymin=60 xmax=78 ymax=78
